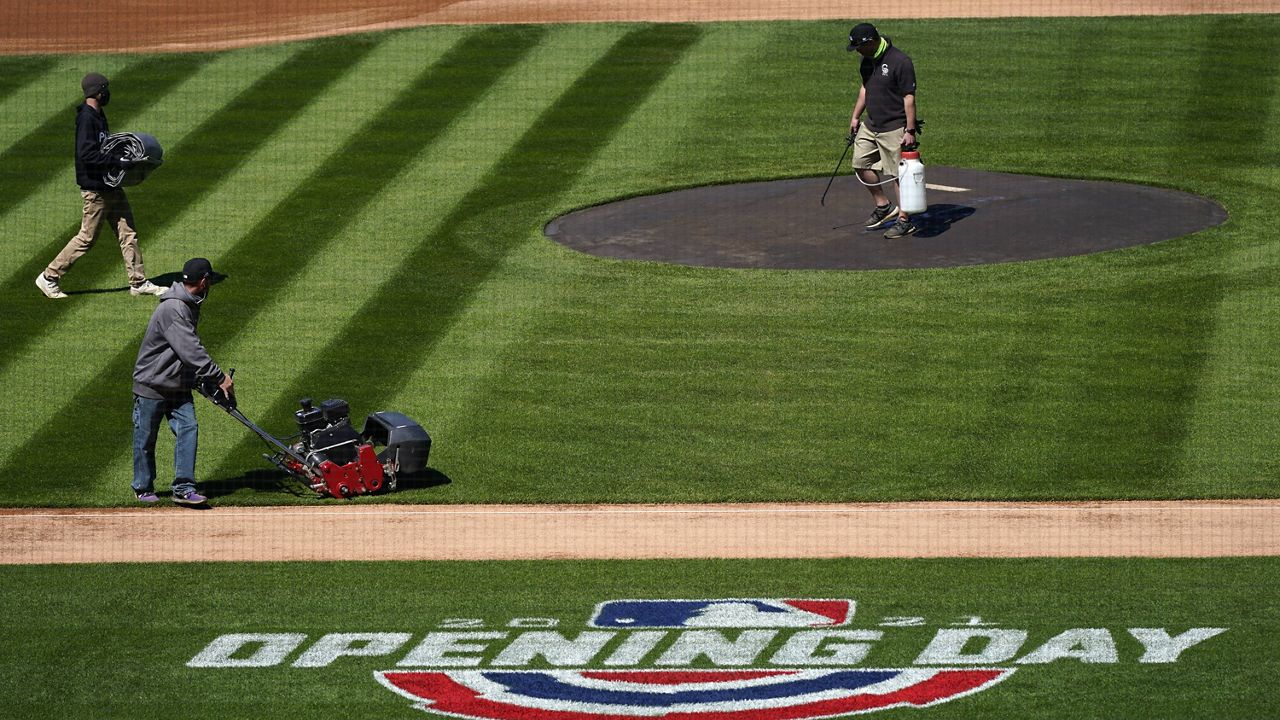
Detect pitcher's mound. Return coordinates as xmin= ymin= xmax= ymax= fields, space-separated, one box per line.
xmin=544 ymin=167 xmax=1227 ymax=270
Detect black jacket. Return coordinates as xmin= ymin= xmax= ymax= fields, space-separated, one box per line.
xmin=74 ymin=103 xmax=114 ymax=191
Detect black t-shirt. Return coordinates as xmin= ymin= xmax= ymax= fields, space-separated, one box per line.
xmin=859 ymin=39 xmax=916 ymax=132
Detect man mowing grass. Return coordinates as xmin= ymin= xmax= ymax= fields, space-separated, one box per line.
xmin=131 ymin=258 xmax=232 ymax=506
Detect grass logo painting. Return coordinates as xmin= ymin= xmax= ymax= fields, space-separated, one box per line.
xmin=188 ymin=598 xmax=1226 ymax=719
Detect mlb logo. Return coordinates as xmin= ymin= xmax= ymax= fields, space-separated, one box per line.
xmin=589 ymin=599 xmax=855 ymax=628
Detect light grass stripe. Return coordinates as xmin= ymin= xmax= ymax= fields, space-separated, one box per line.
xmin=85 ymin=28 xmax=490 ymax=486
xmin=393 ymin=25 xmax=771 ymax=448
xmin=0 ymin=58 xmax=131 ymax=157
xmin=1175 ymin=180 xmax=1280 ymax=491
xmin=173 ymin=26 xmax=629 ymax=482
xmin=0 ymin=33 xmax=452 ymax=473
xmin=0 ymin=46 xmax=294 ymax=288
xmin=1172 ymin=57 xmax=1280 ymax=492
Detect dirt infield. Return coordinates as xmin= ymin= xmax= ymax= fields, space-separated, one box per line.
xmin=2 ymin=0 xmax=1272 ymax=55
xmin=4 ymin=1 xmax=1273 ymax=564
xmin=4 ymin=501 xmax=1279 ymax=564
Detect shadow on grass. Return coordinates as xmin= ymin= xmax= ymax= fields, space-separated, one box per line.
xmin=201 ymin=467 xmax=451 ymax=499
xmin=65 ymin=285 xmax=130 ymax=296
xmin=201 ymin=469 xmax=301 ymax=499
xmin=62 ymin=270 xmax=226 ymax=296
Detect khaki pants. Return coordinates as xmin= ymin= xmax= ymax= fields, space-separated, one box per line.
xmin=46 ymin=188 xmax=146 ymax=286
xmin=851 ymin=124 xmax=906 ymax=178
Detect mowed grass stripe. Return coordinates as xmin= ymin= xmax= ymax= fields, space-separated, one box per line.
xmin=178 ymin=27 xmax=623 ymax=488
xmin=0 ymin=51 xmax=277 ymax=288
xmin=205 ymin=23 xmax=704 ymax=490
xmin=0 ymin=40 xmax=377 ymax=376
xmin=393 ymin=25 xmax=769 ymax=477
xmin=0 ymin=36 xmax=435 ymax=482
xmin=0 ymin=55 xmax=210 ymax=223
xmin=4 ymin=27 xmax=543 ymax=502
xmin=0 ymin=56 xmax=76 ymax=155
xmin=1176 ymin=51 xmax=1280 ymax=491
xmin=0 ymin=56 xmax=54 ymax=103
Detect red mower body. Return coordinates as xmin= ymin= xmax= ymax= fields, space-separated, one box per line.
xmin=315 ymin=443 xmax=385 ymax=498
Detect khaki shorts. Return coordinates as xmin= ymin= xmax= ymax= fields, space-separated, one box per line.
xmin=851 ymin=124 xmax=905 ymax=177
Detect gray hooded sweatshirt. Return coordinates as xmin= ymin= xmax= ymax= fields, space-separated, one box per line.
xmin=133 ymin=282 xmax=224 ymax=400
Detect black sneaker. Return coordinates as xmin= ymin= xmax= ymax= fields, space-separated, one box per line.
xmin=884 ymin=218 xmax=918 ymax=239
xmin=864 ymin=203 xmax=897 ymax=230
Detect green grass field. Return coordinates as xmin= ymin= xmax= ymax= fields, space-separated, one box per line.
xmin=1 ymin=15 xmax=1277 ymax=508
xmin=0 ymin=557 xmax=1273 ymax=719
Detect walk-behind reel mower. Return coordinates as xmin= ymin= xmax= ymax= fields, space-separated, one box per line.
xmin=199 ymin=372 xmax=431 ymax=498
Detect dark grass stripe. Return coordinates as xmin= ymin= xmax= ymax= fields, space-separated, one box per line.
xmin=1182 ymin=18 xmax=1280 ymax=170
xmin=932 ymin=271 xmax=1220 ymax=498
xmin=0 ymin=54 xmax=210 ymax=221
xmin=204 ymin=23 xmax=704 ymax=490
xmin=0 ymin=27 xmax=544 ymax=500
xmin=932 ymin=18 xmax=1280 ymax=497
xmin=0 ymin=56 xmax=55 ymax=103
xmin=0 ymin=39 xmax=379 ymax=375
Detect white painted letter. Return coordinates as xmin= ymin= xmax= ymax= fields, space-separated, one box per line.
xmin=398 ymin=632 xmax=509 ymax=667
xmin=914 ymin=629 xmax=1028 ymax=665
xmin=187 ymin=633 xmax=307 ymax=668
xmin=604 ymin=631 xmax=668 ymax=666
xmin=493 ymin=631 xmax=615 ymax=666
xmin=656 ymin=630 xmax=777 ymax=666
xmin=1128 ymin=628 xmax=1227 ymax=663
xmin=771 ymin=631 xmax=882 ymax=665
xmin=292 ymin=633 xmax=411 ymax=667
xmin=1017 ymin=629 xmax=1117 ymax=664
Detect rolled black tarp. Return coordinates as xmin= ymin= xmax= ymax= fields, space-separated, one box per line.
xmin=102 ymin=132 xmax=164 ymax=187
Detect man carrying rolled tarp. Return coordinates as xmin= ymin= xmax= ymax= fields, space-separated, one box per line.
xmin=36 ymin=72 xmax=168 ymax=300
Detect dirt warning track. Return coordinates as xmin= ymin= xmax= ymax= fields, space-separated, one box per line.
xmin=2 ymin=0 xmax=1271 ymax=55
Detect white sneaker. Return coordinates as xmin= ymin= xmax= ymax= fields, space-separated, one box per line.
xmin=36 ymin=273 xmax=68 ymax=299
xmin=130 ymin=280 xmax=168 ymax=297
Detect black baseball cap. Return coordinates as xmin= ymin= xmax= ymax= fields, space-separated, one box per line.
xmin=847 ymin=23 xmax=879 ymax=52
xmin=182 ymin=257 xmax=214 ymax=282
xmin=81 ymin=72 xmax=109 ymax=97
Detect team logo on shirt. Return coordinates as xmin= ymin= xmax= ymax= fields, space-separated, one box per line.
xmin=881 ymin=63 xmax=890 ymax=76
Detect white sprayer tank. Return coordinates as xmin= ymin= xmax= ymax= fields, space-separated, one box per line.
xmin=898 ymin=150 xmax=927 ymax=214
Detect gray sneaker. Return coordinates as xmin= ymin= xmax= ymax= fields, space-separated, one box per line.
xmin=130 ymin=280 xmax=168 ymax=297
xmin=884 ymin=218 xmax=918 ymax=239
xmin=36 ymin=273 xmax=68 ymax=299
xmin=864 ymin=203 xmax=898 ymax=230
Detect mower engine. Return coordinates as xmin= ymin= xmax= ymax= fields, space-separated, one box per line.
xmin=269 ymin=397 xmax=431 ymax=498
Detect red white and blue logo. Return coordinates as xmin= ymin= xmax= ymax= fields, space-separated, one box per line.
xmin=590 ymin=599 xmax=855 ymax=629
xmin=377 ymin=668 xmax=1014 ymax=719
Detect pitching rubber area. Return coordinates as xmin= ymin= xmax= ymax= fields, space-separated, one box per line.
xmin=545 ymin=168 xmax=1228 ymax=270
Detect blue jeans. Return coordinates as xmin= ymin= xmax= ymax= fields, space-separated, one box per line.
xmin=132 ymin=395 xmax=198 ymax=495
